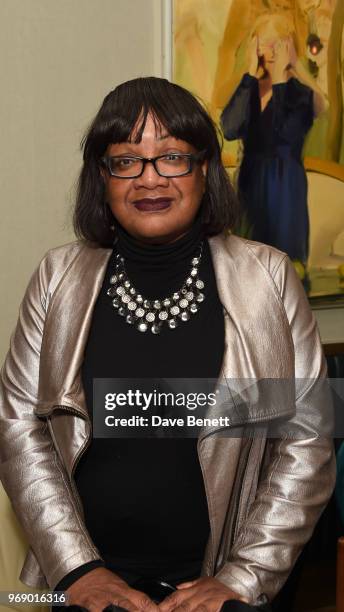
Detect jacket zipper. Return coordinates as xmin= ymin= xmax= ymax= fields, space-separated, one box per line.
xmin=47 ymin=404 xmax=93 ymax=517
xmin=198 ymin=428 xmax=257 ymax=576
xmin=196 ymin=423 xmax=244 ymax=576
xmin=231 ymin=438 xmax=256 ymax=543
xmin=197 ymin=436 xmax=215 ymax=575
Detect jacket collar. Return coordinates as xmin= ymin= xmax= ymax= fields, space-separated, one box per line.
xmin=36 ymin=233 xmax=295 ymax=426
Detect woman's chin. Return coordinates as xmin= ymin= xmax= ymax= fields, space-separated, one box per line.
xmin=125 ymin=219 xmax=187 ymax=244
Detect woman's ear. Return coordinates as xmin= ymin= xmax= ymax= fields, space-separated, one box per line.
xmin=201 ymin=159 xmax=208 ymax=179
xmin=100 ymin=165 xmax=107 ymax=182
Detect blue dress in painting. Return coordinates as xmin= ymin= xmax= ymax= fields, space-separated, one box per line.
xmin=220 ymin=73 xmax=314 ymax=264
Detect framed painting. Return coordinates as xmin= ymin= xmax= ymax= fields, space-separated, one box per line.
xmin=169 ymin=0 xmax=344 ymax=302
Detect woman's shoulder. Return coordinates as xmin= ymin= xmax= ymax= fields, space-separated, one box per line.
xmin=209 ymin=232 xmax=288 ymax=278
xmin=34 ymin=239 xmax=112 ymax=299
xmin=209 ymin=233 xmax=307 ymax=324
xmin=286 ymin=76 xmax=313 ymax=104
xmin=43 ymin=238 xmax=110 ymax=263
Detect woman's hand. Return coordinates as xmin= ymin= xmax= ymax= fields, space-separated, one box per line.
xmin=271 ymin=38 xmax=290 ymax=84
xmin=158 ymin=576 xmax=247 ymax=612
xmin=247 ymin=35 xmax=260 ymax=77
xmin=64 ymin=567 xmax=159 ymax=612
xmin=287 ymin=35 xmax=298 ymax=68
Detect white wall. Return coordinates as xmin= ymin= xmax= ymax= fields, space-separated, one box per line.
xmin=0 ymin=0 xmax=165 ymax=361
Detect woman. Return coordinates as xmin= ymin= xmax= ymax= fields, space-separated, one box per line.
xmin=0 ymin=77 xmax=334 ymax=612
xmin=220 ymin=13 xmax=327 ymax=272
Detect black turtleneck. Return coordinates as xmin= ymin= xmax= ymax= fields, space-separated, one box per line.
xmin=55 ymin=217 xmax=225 ymax=592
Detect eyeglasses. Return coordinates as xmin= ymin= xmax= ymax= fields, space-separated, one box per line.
xmin=100 ymin=151 xmax=206 ymax=179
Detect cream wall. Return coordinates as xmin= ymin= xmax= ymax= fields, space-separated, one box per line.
xmin=0 ymin=0 xmax=165 ymax=362
xmin=0 ymin=1 xmax=166 ymax=606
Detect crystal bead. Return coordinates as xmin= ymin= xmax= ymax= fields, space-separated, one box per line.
xmin=107 ymin=287 xmax=117 ymax=297
xmin=109 ymin=245 xmax=205 ymax=334
xmin=137 ymin=322 xmax=148 ymax=332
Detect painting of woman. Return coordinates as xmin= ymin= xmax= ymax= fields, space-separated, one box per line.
xmin=220 ymin=13 xmax=327 ymax=269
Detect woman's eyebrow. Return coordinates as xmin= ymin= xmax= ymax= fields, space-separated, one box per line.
xmin=125 ymin=133 xmax=171 ymax=144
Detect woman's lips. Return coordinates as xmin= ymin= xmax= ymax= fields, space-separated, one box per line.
xmin=133 ymin=198 xmax=172 ymax=212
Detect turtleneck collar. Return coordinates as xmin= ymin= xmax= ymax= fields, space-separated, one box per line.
xmin=113 ymin=211 xmax=205 ymax=268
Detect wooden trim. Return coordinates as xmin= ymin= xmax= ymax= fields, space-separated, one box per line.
xmin=304 ymin=157 xmax=344 ymax=182
xmin=337 ymin=537 xmax=344 ymax=612
xmin=323 ymin=343 xmax=344 ymax=356
xmin=222 ymin=153 xmax=344 ymax=182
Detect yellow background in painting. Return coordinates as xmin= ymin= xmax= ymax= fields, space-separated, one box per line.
xmin=173 ymin=0 xmax=344 ymax=165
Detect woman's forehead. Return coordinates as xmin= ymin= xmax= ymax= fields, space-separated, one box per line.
xmin=128 ymin=112 xmax=169 ymax=142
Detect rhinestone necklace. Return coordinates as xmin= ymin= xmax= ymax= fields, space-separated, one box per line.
xmin=107 ymin=242 xmax=205 ymax=334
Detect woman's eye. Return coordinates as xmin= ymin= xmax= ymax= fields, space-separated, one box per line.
xmin=118 ymin=158 xmax=136 ymax=166
xmin=164 ymin=154 xmax=183 ymax=161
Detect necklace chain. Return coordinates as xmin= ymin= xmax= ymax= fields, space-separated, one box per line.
xmin=107 ymin=242 xmax=206 ymax=334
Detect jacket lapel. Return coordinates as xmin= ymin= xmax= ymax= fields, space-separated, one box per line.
xmin=195 ymin=233 xmax=295 ymax=443
xmin=36 ymin=244 xmax=112 ymax=416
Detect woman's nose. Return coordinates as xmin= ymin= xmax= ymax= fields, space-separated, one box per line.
xmin=133 ymin=160 xmax=169 ymax=188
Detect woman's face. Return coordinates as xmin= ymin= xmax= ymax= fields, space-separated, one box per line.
xmin=257 ymin=23 xmax=285 ymax=63
xmin=102 ymin=114 xmax=207 ymax=244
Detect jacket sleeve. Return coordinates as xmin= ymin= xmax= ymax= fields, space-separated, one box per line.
xmin=215 ymin=255 xmax=336 ymax=605
xmin=0 ymin=253 xmax=103 ymax=589
xmin=220 ymin=73 xmax=259 ymax=141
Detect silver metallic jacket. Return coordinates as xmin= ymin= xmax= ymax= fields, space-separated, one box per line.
xmin=0 ymin=233 xmax=335 ymax=606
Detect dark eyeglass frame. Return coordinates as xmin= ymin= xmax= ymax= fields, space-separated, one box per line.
xmin=100 ymin=150 xmax=207 ymax=179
